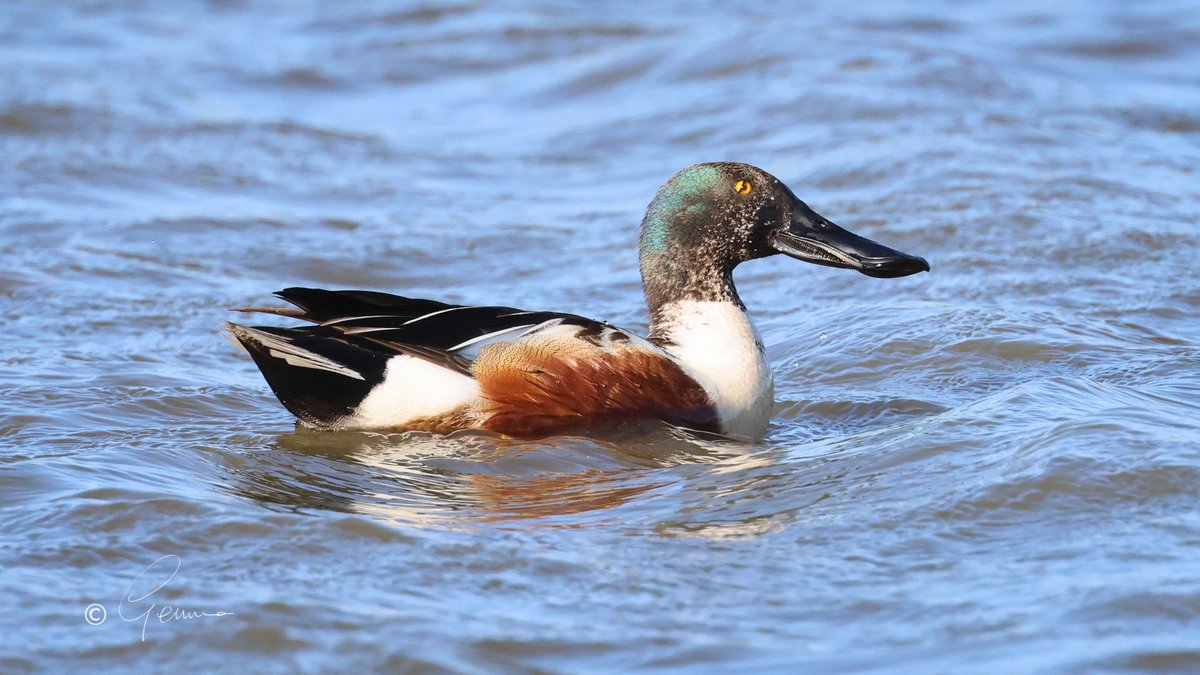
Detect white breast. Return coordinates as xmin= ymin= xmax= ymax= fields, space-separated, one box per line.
xmin=655 ymin=300 xmax=774 ymax=439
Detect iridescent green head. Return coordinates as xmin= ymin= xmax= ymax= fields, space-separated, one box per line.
xmin=638 ymin=162 xmax=929 ymax=316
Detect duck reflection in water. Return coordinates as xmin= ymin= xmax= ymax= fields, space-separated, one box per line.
xmin=220 ymin=425 xmax=743 ymax=523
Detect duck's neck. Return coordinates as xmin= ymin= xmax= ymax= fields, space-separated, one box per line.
xmin=641 ymin=251 xmax=743 ymax=341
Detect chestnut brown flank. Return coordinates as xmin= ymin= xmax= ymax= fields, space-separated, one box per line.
xmin=473 ymin=335 xmax=717 ymax=437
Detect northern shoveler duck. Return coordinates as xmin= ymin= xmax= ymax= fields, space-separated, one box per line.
xmin=228 ymin=162 xmax=928 ymax=439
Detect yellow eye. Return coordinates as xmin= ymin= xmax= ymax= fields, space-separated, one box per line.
xmin=733 ymin=179 xmax=752 ymax=195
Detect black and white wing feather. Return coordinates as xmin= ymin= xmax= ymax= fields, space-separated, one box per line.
xmin=256 ymin=287 xmax=607 ymax=365
xmin=227 ymin=288 xmax=615 ymax=429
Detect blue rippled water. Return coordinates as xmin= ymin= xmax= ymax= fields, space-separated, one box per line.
xmin=2 ymin=1 xmax=1199 ymax=672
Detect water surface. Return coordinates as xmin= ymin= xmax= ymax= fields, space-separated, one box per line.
xmin=2 ymin=1 xmax=1199 ymax=672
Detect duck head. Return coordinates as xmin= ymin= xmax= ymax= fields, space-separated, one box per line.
xmin=639 ymin=162 xmax=929 ymax=314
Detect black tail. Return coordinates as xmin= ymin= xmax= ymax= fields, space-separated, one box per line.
xmin=227 ymin=322 xmax=389 ymax=428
